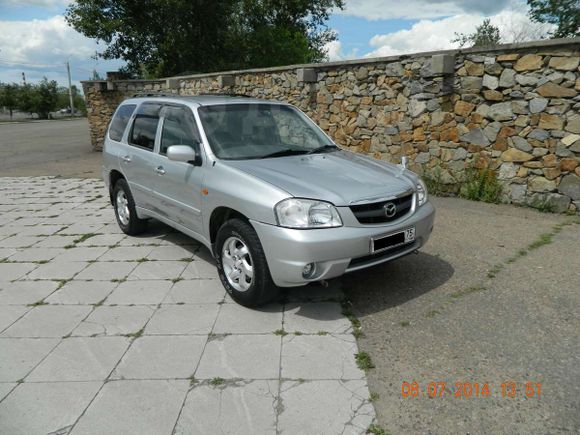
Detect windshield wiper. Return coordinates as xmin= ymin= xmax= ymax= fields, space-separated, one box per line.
xmin=306 ymin=145 xmax=338 ymax=155
xmin=259 ymin=149 xmax=308 ymax=159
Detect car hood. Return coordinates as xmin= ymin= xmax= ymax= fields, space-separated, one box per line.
xmin=223 ymin=150 xmax=417 ymax=206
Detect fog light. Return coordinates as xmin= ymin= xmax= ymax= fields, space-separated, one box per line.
xmin=302 ymin=263 xmax=315 ymax=278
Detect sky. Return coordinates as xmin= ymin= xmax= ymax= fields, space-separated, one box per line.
xmin=0 ymin=0 xmax=551 ymax=90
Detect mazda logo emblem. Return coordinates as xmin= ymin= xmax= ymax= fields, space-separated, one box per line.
xmin=383 ymin=202 xmax=397 ymax=218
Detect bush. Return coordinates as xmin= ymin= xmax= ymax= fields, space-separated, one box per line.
xmin=460 ymin=168 xmax=503 ymax=204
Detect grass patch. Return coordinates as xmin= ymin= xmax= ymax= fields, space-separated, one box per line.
xmin=73 ymin=233 xmax=100 ymax=244
xmin=400 ymin=321 xmax=410 ymax=327
xmin=423 ymin=168 xmax=446 ymax=196
xmin=369 ymin=392 xmax=380 ymax=402
xmin=274 ymin=329 xmax=288 ymax=336
xmin=425 ymin=309 xmax=441 ymax=319
xmin=293 ymin=331 xmax=302 ymax=336
xmin=460 ymin=168 xmax=502 ymax=204
xmin=487 ymin=263 xmax=504 ymax=279
xmin=171 ymin=277 xmax=184 ymax=284
xmin=188 ymin=374 xmax=196 ymax=386
xmin=210 ymin=377 xmax=225 ymax=386
xmin=530 ymin=198 xmax=555 ymax=213
xmin=528 ymin=233 xmax=553 ymax=250
xmin=136 ymin=257 xmax=150 ymax=263
xmin=367 ymin=424 xmax=389 ymax=435
xmin=64 ymin=244 xmax=76 ymax=249
xmin=124 ymin=327 xmax=144 ymax=339
xmin=27 ymin=299 xmax=48 ymax=307
xmin=110 ymin=278 xmax=126 ymax=283
xmin=450 ymin=285 xmax=486 ymax=299
xmin=355 ymin=351 xmax=375 ymax=371
xmin=316 ymin=331 xmax=329 ymax=336
xmin=342 ymin=300 xmax=363 ymax=339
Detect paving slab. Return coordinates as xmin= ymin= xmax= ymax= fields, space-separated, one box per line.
xmin=27 ymin=337 xmax=131 ymax=382
xmin=283 ymin=302 xmax=352 ymax=334
xmin=278 ymin=380 xmax=375 ymax=435
xmin=75 ymin=261 xmax=137 ymax=281
xmin=51 ymin=246 xmax=109 ymax=262
xmin=0 ymin=338 xmax=60 ymax=382
xmin=97 ymin=246 xmax=155 ymax=261
xmin=72 ymin=306 xmax=154 ymax=337
xmin=180 ymin=259 xmax=219 ymax=279
xmin=0 ymin=381 xmax=102 ymax=435
xmin=7 ymin=247 xmax=61 ymax=262
xmin=162 ymin=279 xmax=225 ymax=304
xmin=0 ymin=306 xmax=30 ymax=332
xmin=45 ymin=281 xmax=117 ymax=305
xmin=281 ymin=334 xmax=365 ymax=380
xmin=0 ymin=383 xmax=15 ymax=401
xmin=196 ymin=334 xmax=281 ymax=380
xmin=112 ymin=335 xmax=207 ymax=380
xmin=25 ymin=261 xmax=88 ymax=280
xmin=174 ymin=380 xmax=278 ymax=435
xmin=213 ymin=302 xmax=283 ymax=334
xmin=0 ymin=280 xmax=60 ymax=305
xmin=105 ymin=280 xmax=173 ymax=305
xmin=0 ymin=262 xmax=37 ymax=281
xmin=147 ymin=245 xmax=197 ymax=261
xmin=2 ymin=305 xmax=91 ymax=338
xmin=71 ymin=380 xmax=189 ymax=435
xmin=145 ymin=304 xmax=218 ymax=335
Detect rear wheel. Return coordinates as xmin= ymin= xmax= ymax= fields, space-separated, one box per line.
xmin=215 ymin=219 xmax=279 ymax=307
xmin=113 ymin=179 xmax=147 ymax=235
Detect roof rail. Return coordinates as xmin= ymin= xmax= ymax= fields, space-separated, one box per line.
xmin=198 ymin=93 xmax=251 ymax=98
xmin=131 ymin=92 xmax=177 ymax=98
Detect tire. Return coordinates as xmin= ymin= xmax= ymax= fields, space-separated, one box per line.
xmin=215 ymin=218 xmax=279 ymax=307
xmin=113 ymin=179 xmax=147 ymax=236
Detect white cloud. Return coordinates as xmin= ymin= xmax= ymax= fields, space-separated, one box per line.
xmin=365 ymin=9 xmax=553 ymax=58
xmin=338 ymin=0 xmax=514 ymax=20
xmin=0 ymin=15 xmax=123 ymax=88
xmin=0 ymin=0 xmax=71 ymax=7
xmin=325 ymin=40 xmax=360 ymax=61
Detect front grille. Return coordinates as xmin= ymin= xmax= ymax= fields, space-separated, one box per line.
xmin=349 ymin=193 xmax=413 ymax=224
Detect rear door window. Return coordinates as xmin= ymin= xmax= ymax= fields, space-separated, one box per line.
xmin=129 ymin=103 xmax=162 ymax=151
xmin=108 ymin=104 xmax=136 ymax=142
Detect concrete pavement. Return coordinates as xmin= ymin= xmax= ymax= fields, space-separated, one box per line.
xmin=0 ymin=177 xmax=375 ymax=435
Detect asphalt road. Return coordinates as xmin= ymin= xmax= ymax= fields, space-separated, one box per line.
xmin=0 ymin=119 xmax=101 ymax=178
xmin=344 ymin=197 xmax=579 ymax=434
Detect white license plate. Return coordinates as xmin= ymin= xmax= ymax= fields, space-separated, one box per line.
xmin=403 ymin=227 xmax=416 ymax=243
xmin=371 ymin=227 xmax=416 ymax=253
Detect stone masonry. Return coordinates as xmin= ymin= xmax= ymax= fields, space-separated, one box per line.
xmin=82 ymin=38 xmax=580 ymax=212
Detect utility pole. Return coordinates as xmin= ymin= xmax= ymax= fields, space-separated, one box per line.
xmin=66 ymin=61 xmax=75 ymax=117
xmin=21 ymin=72 xmax=26 ymax=86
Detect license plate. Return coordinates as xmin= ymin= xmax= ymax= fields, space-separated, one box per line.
xmin=371 ymin=227 xmax=415 ymax=253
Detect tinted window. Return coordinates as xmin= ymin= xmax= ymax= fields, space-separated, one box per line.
xmin=108 ymin=104 xmax=136 ymax=142
xmin=129 ymin=104 xmax=162 ymax=151
xmin=160 ymin=106 xmax=200 ymax=155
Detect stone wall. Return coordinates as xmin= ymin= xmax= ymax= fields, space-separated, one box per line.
xmin=82 ymin=38 xmax=580 ymax=212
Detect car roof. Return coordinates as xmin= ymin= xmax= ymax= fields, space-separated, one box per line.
xmin=121 ymin=94 xmax=289 ymax=107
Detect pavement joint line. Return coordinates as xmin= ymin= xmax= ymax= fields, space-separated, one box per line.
xmin=66 ymin=291 xmax=161 ymax=434
xmin=169 ymin=285 xmax=224 ymax=435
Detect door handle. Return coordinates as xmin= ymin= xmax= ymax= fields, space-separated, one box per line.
xmin=155 ymin=166 xmax=166 ymax=175
xmin=121 ymin=155 xmax=131 ymax=163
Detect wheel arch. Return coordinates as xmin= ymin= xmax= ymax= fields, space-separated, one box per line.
xmin=209 ymin=206 xmax=250 ymax=246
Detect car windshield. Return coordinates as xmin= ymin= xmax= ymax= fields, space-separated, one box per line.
xmin=197 ymin=103 xmax=335 ymax=160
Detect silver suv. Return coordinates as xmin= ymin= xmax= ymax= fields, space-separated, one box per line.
xmin=103 ymin=95 xmax=435 ymax=306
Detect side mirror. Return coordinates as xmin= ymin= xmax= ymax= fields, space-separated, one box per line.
xmin=167 ymin=145 xmax=197 ymax=164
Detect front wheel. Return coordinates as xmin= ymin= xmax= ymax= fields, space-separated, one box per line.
xmin=215 ymin=219 xmax=279 ymax=307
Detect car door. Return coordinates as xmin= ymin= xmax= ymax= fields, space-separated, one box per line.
xmin=122 ymin=103 xmax=163 ymax=211
xmin=152 ymin=104 xmax=205 ymax=236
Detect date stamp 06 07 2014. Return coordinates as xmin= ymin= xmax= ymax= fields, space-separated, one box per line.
xmin=401 ymin=381 xmax=542 ymax=399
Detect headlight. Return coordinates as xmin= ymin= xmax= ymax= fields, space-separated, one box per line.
xmin=275 ymin=198 xmax=342 ymax=228
xmin=416 ymin=179 xmax=428 ymax=206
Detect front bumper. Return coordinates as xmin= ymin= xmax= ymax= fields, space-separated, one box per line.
xmin=251 ymin=201 xmax=435 ymax=287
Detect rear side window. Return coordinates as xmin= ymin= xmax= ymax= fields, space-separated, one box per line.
xmin=129 ymin=103 xmax=162 ymax=151
xmin=108 ymin=104 xmax=136 ymax=142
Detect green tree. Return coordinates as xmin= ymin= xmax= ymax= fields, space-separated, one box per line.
xmin=452 ymin=18 xmax=502 ymax=48
xmin=17 ymin=84 xmax=35 ymax=116
xmin=0 ymin=83 xmax=19 ymax=119
xmin=527 ymin=0 xmax=580 ymax=38
xmin=65 ymin=0 xmax=343 ymax=78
